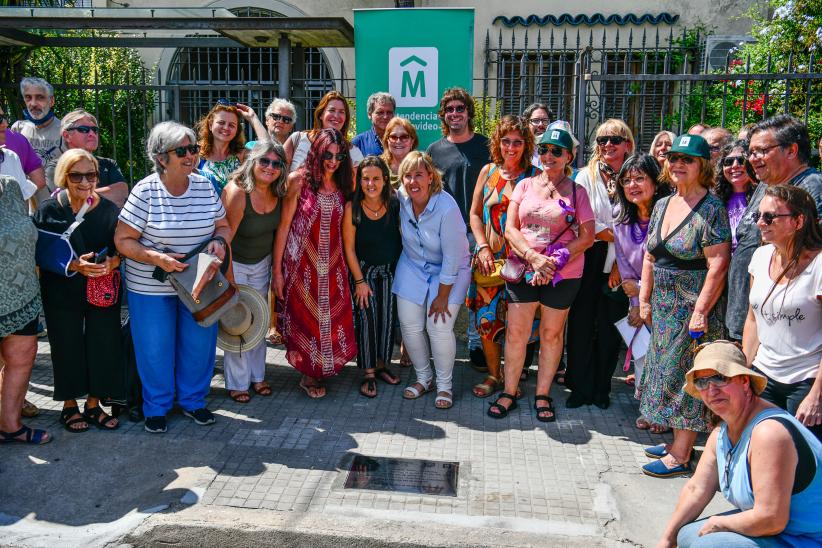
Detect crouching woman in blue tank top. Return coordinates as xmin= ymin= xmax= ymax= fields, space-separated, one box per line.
xmin=657 ymin=340 xmax=822 ymax=548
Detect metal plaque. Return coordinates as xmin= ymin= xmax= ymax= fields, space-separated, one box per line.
xmin=344 ymin=455 xmax=459 ymax=497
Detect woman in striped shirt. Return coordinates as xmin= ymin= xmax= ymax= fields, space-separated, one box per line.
xmin=115 ymin=121 xmax=231 ymax=434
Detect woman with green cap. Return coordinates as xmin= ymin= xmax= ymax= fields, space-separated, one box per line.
xmin=638 ymin=133 xmax=731 ymax=478
xmin=658 ymin=340 xmax=822 ymax=547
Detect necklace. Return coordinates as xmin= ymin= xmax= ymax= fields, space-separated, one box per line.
xmin=630 ymin=219 xmax=650 ymax=244
xmin=362 ymin=201 xmax=385 ymax=217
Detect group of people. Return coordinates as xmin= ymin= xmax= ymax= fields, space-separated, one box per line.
xmin=1 ymin=76 xmax=821 ymax=546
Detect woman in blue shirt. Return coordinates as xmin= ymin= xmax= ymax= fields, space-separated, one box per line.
xmin=658 ymin=341 xmax=822 ymax=548
xmin=394 ymin=151 xmax=471 ymax=410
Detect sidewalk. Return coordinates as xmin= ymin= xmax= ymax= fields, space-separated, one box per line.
xmin=0 ymin=336 xmax=732 ymax=547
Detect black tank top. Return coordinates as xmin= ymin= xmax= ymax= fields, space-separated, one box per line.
xmin=354 ymin=197 xmax=402 ymax=269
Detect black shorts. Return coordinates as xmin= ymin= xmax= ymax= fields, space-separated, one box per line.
xmin=506 ymin=277 xmax=581 ymax=309
xmin=9 ymin=316 xmax=39 ymax=337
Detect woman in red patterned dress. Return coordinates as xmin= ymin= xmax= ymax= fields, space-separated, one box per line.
xmin=273 ymin=129 xmax=357 ymax=398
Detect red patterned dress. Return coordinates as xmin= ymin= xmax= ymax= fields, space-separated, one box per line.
xmin=280 ymin=184 xmax=357 ymax=378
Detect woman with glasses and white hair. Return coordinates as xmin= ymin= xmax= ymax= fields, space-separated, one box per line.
xmin=221 ymin=140 xmax=287 ymax=403
xmin=264 ymin=98 xmax=297 ymax=145
xmin=115 ymin=121 xmax=231 ymax=434
xmin=657 ymin=340 xmax=822 ymax=548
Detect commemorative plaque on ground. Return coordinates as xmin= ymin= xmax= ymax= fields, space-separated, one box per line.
xmin=344 ymin=455 xmax=460 ymax=497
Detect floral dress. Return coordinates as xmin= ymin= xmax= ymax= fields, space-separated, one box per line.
xmin=198 ymin=155 xmax=240 ymax=195
xmin=639 ymin=193 xmax=730 ymax=432
xmin=279 ymin=183 xmax=357 ymax=378
xmin=466 ymin=164 xmax=540 ymax=343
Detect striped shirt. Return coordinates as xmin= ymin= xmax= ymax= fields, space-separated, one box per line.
xmin=119 ymin=172 xmax=226 ymax=295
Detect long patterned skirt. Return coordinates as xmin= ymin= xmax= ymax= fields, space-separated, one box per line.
xmin=352 ymin=263 xmax=395 ymax=370
xmin=639 ymin=266 xmax=724 ymax=433
xmin=279 ymin=187 xmax=357 ymax=378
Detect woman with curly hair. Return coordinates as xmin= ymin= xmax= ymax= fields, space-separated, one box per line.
xmin=196 ymin=100 xmax=267 ymax=195
xmin=715 ymin=139 xmax=757 ymax=252
xmin=273 ymin=128 xmax=357 ymax=399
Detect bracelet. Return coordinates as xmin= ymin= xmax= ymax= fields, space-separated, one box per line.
xmin=523 ymin=248 xmax=534 ymax=259
xmin=476 ymin=243 xmax=490 ymax=252
xmin=354 ymin=278 xmax=366 ymax=285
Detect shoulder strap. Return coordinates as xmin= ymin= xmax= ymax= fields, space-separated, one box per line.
xmin=57 ymin=190 xmax=92 ymax=239
xmin=546 ymin=178 xmax=577 ymax=248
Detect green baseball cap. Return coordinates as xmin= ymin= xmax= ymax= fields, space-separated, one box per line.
xmin=537 ymin=128 xmax=574 ymax=151
xmin=667 ymin=134 xmax=711 ymax=160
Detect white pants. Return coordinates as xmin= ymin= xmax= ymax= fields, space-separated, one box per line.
xmin=223 ymin=256 xmax=271 ymax=391
xmin=633 ymin=354 xmax=645 ymax=401
xmin=397 ymin=296 xmax=461 ymax=393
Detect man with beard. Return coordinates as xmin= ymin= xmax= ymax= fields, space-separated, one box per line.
xmin=352 ymin=92 xmax=395 ymax=156
xmin=11 ymin=77 xmax=62 ymax=191
xmin=726 ymin=114 xmax=822 ymax=341
xmin=0 ymin=104 xmax=46 ymax=202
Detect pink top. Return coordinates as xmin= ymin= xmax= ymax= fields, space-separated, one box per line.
xmin=510 ymin=176 xmax=594 ymax=280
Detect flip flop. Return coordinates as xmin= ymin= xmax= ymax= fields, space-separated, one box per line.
xmin=299 ymin=377 xmax=326 ymax=399
xmin=252 ymin=382 xmax=273 ymax=396
xmin=230 ymin=391 xmax=251 ymax=403
xmin=360 ymin=375 xmax=377 ymax=398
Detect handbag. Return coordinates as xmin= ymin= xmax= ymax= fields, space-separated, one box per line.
xmin=500 ymin=252 xmax=527 ymax=283
xmin=34 ymin=191 xmax=92 ymax=277
xmin=87 ymin=269 xmax=121 ymax=308
xmin=473 ymin=259 xmax=506 ymax=287
xmin=152 ymin=237 xmax=238 ymax=327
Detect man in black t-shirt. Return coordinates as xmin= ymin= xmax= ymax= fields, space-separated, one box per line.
xmin=426 ymin=88 xmax=490 ymax=226
xmin=425 ymin=88 xmax=490 ymax=368
xmin=60 ymin=109 xmax=129 ymax=207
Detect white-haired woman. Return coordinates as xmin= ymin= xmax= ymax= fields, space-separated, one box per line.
xmin=115 ymin=121 xmax=231 ymax=434
xmin=221 ymin=140 xmax=287 ymax=403
xmin=264 ymin=98 xmax=297 ymax=145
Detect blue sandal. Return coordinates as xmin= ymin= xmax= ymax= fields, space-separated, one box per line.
xmin=642 ymin=458 xmax=690 ymax=478
xmin=0 ymin=425 xmax=51 ymax=445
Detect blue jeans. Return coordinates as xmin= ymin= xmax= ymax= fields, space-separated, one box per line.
xmin=678 ymin=511 xmax=786 ymax=547
xmin=465 ymin=232 xmax=481 ymax=351
xmin=128 ymin=291 xmax=218 ymax=417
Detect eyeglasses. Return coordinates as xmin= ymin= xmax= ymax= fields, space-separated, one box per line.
xmin=216 ymin=98 xmax=238 ymax=107
xmin=619 ymin=175 xmax=648 ymax=187
xmin=501 ymin=138 xmax=524 ymax=148
xmin=68 ymin=125 xmax=99 ymax=134
xmin=693 ymin=373 xmax=731 ymax=391
xmin=166 ymin=144 xmax=200 ymax=158
xmin=752 ymin=211 xmax=796 ymax=225
xmin=444 ymin=105 xmax=466 ymax=114
xmin=387 ymin=133 xmax=410 ymax=143
xmin=529 ymin=118 xmax=550 ymax=126
xmin=322 ymin=151 xmax=348 ymax=161
xmin=67 ymin=171 xmax=99 ymax=184
xmin=257 ymin=157 xmax=284 ymax=170
xmin=722 ymin=155 xmax=746 ymax=167
xmin=748 ymin=143 xmax=783 ymax=159
xmin=668 ymin=154 xmax=696 ymax=165
xmin=596 ymin=135 xmax=626 ymax=146
xmin=537 ymin=144 xmax=566 ymax=157
xmin=267 ymin=112 xmax=294 ymax=125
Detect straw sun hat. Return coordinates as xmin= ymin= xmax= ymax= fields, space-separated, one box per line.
xmin=684 ymin=340 xmax=767 ymax=399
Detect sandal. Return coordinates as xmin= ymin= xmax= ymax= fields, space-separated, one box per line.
xmin=487 ymin=392 xmax=518 ymax=419
xmin=374 ymin=367 xmax=400 ymax=385
xmin=649 ymin=423 xmax=671 ymax=434
xmin=21 ymin=399 xmax=40 ymax=418
xmin=360 ymin=373 xmax=377 ymax=398
xmin=635 ymin=416 xmax=651 ymax=430
xmin=554 ymin=368 xmax=566 ymax=386
xmin=472 ymin=375 xmax=500 ymax=398
xmin=435 ymin=391 xmax=453 ymax=409
xmin=83 ymin=405 xmax=120 ymax=430
xmin=533 ymin=395 xmax=557 ymax=423
xmin=0 ymin=425 xmax=51 ymax=445
xmin=299 ymin=377 xmax=326 ymax=399
xmin=403 ymin=380 xmax=433 ymax=399
xmin=266 ymin=329 xmax=283 ymax=345
xmin=230 ymin=391 xmax=251 ymax=404
xmin=252 ymin=382 xmax=273 ymax=396
xmin=60 ymin=406 xmax=89 ymax=433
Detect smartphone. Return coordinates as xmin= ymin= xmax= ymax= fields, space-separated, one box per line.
xmin=94 ymin=247 xmax=109 ymax=264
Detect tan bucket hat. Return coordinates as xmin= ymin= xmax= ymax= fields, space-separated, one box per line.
xmin=684 ymin=340 xmax=767 ymax=399
xmin=216 ymin=284 xmax=270 ymax=353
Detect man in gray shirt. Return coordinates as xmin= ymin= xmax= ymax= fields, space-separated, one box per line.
xmin=726 ymin=114 xmax=822 ymax=339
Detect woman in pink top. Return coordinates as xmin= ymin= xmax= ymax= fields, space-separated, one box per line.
xmin=488 ymin=128 xmax=595 ymax=422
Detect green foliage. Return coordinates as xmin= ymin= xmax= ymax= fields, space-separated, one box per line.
xmin=473 ymin=96 xmax=503 ymax=138
xmin=4 ymin=35 xmax=154 ymax=183
xmin=678 ymin=0 xmax=822 ymax=139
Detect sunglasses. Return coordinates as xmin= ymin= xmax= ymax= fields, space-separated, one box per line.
xmin=67 ymin=171 xmax=99 ymax=184
xmin=537 ymin=144 xmax=566 ymax=157
xmin=167 ymin=144 xmax=200 ymax=158
xmin=68 ymin=125 xmax=99 ymax=134
xmin=693 ymin=373 xmax=731 ymax=391
xmin=387 ymin=133 xmax=411 ymax=143
xmin=267 ymin=112 xmax=293 ymax=125
xmin=596 ymin=135 xmax=626 ymax=146
xmin=257 ymin=157 xmax=284 ymax=170
xmin=501 ymin=138 xmax=524 ymax=148
xmin=722 ymin=155 xmax=746 ymax=167
xmin=668 ymin=154 xmax=696 ymax=164
xmin=322 ymin=151 xmax=348 ymax=161
xmin=216 ymin=98 xmax=238 ymax=107
xmin=752 ymin=211 xmax=796 ymax=225
xmin=444 ymin=105 xmax=466 ymax=114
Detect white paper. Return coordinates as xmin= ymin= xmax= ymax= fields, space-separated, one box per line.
xmin=614 ymin=317 xmax=651 ymax=360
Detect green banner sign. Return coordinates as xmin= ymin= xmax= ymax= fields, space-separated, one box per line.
xmin=354 ymin=8 xmax=475 ymax=149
